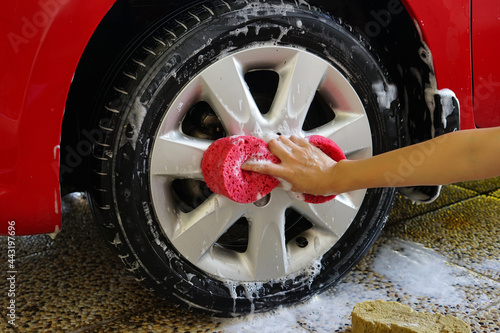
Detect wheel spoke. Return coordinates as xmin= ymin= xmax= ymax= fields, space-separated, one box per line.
xmin=312 ymin=112 xmax=373 ymax=159
xmin=170 ymin=195 xmax=247 ymax=263
xmin=199 ymin=56 xmax=262 ymax=136
xmin=269 ymin=51 xmax=328 ymax=131
xmin=246 ymin=205 xmax=288 ymax=279
xmin=151 ymin=131 xmax=210 ymax=179
xmin=292 ymin=190 xmax=366 ymax=238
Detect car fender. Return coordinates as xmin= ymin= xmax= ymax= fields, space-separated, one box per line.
xmin=402 ymin=0 xmax=473 ymax=129
xmin=471 ymin=0 xmax=500 ymax=127
xmin=0 ymin=0 xmax=115 ymax=235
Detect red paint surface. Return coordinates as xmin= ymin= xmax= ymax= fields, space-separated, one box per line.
xmin=0 ymin=0 xmax=115 ymax=235
xmin=471 ymin=0 xmax=500 ymax=127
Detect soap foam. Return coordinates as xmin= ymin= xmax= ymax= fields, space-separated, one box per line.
xmin=371 ymin=238 xmax=467 ymax=305
xmin=216 ymin=239 xmax=495 ymax=332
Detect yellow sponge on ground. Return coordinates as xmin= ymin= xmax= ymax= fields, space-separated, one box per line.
xmin=351 ymin=300 xmax=470 ymax=333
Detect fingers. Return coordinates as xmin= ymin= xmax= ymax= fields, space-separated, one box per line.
xmin=241 ymin=161 xmax=297 ymax=192
xmin=289 ymin=135 xmax=309 ymax=147
xmin=269 ymin=136 xmax=295 ymax=155
xmin=268 ymin=135 xmax=305 ymax=159
xmin=289 ymin=135 xmax=324 ymax=155
xmin=241 ymin=135 xmax=308 ymax=177
xmin=267 ymin=138 xmax=289 ymax=157
xmin=240 ymin=160 xmax=264 ymax=172
xmin=241 ymin=159 xmax=283 ymax=177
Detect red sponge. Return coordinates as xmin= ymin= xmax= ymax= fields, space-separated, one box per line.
xmin=202 ymin=135 xmax=345 ymax=204
xmin=202 ymin=136 xmax=280 ymax=204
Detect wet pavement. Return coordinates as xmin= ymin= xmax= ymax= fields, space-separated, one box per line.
xmin=1 ymin=178 xmax=499 ymax=332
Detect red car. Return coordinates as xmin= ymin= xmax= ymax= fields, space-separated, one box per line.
xmin=1 ymin=0 xmax=499 ymax=316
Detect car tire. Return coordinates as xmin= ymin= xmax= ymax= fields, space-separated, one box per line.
xmin=88 ymin=0 xmax=400 ymax=316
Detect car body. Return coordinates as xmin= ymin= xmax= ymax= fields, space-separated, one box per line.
xmin=1 ymin=0 xmax=499 ymax=315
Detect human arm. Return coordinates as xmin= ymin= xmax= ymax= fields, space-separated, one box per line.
xmin=241 ymin=128 xmax=500 ymax=196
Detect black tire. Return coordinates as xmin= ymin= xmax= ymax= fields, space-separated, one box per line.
xmin=88 ymin=0 xmax=399 ymax=316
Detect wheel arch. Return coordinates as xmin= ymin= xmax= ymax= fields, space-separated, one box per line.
xmin=309 ymin=0 xmax=463 ymax=143
xmin=61 ymin=0 xmax=204 ymax=194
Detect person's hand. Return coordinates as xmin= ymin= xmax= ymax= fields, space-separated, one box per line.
xmin=241 ymin=135 xmax=340 ymax=196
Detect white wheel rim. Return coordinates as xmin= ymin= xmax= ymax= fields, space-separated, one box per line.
xmin=150 ymin=46 xmax=372 ymax=281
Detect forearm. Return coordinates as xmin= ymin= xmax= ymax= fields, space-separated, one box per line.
xmin=334 ymin=128 xmax=500 ymax=193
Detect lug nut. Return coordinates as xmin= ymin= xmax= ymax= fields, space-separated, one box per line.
xmin=296 ymin=236 xmax=308 ymax=248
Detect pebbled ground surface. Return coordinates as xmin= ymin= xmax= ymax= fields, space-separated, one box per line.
xmin=1 ymin=178 xmax=499 ymax=332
